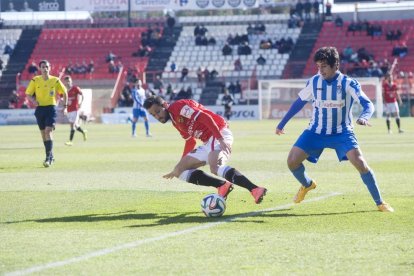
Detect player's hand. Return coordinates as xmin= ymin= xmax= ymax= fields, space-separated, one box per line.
xmin=275 ymin=128 xmax=285 ymax=135
xmin=63 ymin=107 xmax=68 ymax=116
xmin=218 ymin=138 xmax=231 ymax=155
xmin=356 ymin=118 xmax=371 ymax=126
xmin=162 ymin=171 xmax=178 ymax=179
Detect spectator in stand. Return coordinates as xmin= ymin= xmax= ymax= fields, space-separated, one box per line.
xmin=392 ymin=42 xmax=408 ymax=58
xmin=108 ymin=60 xmax=117 ymax=73
xmin=313 ymin=0 xmax=320 ymax=22
xmin=4 ymin=43 xmax=13 ymax=55
xmin=174 ymin=87 xmax=191 ymax=100
xmin=28 ymin=61 xmax=38 ymax=75
xmin=256 ymin=54 xmax=266 ymax=65
xmin=166 ymin=14 xmax=175 ymax=29
xmin=21 ymin=1 xmax=33 ymax=12
xmin=8 ymin=90 xmax=19 ymax=109
xmin=325 ymin=1 xmax=332 ymax=20
xmin=341 ymin=45 xmax=354 ymax=62
xmin=228 ymin=82 xmax=236 ymax=98
xmin=0 ymin=57 xmax=4 ymax=76
xmin=234 ymin=58 xmax=243 ymax=71
xmin=259 ymin=39 xmax=272 ymax=50
xmin=196 ymin=67 xmax=204 ymax=86
xmin=6 ymin=2 xmax=17 ymax=12
xmin=170 ymin=61 xmax=176 ymax=72
xmin=105 ymin=51 xmax=117 ymax=63
xmin=334 ymin=16 xmax=343 ymax=27
xmin=238 ymin=42 xmax=252 ymax=55
xmin=304 ymin=0 xmax=312 ymax=22
xmin=180 ymin=66 xmax=189 ymax=82
xmin=222 ymin=43 xmax=233 ymax=56
xmin=296 ymin=0 xmax=304 ymax=20
xmin=153 ymin=74 xmax=163 ymax=92
xmin=222 ymin=88 xmax=234 ymax=121
xmin=247 ymin=23 xmax=254 ymax=35
xmin=208 ymin=36 xmax=217 ymax=46
xmin=87 ymin=60 xmax=94 ymax=74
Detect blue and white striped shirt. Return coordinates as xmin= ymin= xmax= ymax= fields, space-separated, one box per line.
xmin=132 ymin=87 xmax=146 ymax=109
xmin=299 ymin=72 xmax=374 ymax=135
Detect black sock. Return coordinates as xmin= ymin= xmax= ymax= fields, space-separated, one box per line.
xmin=396 ymin=118 xmax=401 ymax=129
xmin=386 ymin=119 xmax=390 ymax=130
xmin=224 ymin=167 xmax=257 ymax=191
xmin=70 ymin=129 xmax=75 ymax=141
xmin=76 ymin=127 xmax=84 ymax=134
xmin=188 ymin=170 xmax=225 ymax=187
xmin=44 ymin=140 xmax=53 ymax=158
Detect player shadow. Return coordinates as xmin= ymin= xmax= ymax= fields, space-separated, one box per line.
xmin=3 ymin=208 xmax=376 ymax=227
xmin=128 ymin=209 xmax=376 ymax=228
xmin=3 ymin=210 xmax=176 ymax=224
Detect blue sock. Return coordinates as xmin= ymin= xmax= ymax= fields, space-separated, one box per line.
xmin=144 ymin=121 xmax=149 ymax=135
xmin=132 ymin=122 xmax=136 ymax=135
xmin=290 ymin=164 xmax=312 ymax=187
xmin=361 ymin=170 xmax=383 ymax=205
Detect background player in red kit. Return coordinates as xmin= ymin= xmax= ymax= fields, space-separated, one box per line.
xmin=382 ymin=73 xmax=403 ymax=134
xmin=63 ymin=76 xmax=88 ymax=146
xmin=143 ymin=95 xmax=267 ymax=204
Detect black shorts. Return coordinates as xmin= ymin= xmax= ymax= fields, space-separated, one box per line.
xmin=35 ymin=105 xmax=56 ymax=130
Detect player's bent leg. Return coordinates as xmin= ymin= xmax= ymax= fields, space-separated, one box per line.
xmin=347 ymin=148 xmax=392 ymax=211
xmin=287 ymin=147 xmax=315 ymax=203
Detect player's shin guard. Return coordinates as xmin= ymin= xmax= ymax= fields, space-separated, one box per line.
xmin=218 ymin=166 xmax=256 ymax=191
xmin=386 ymin=118 xmax=391 ymax=130
xmin=361 ymin=170 xmax=383 ymax=205
xmin=290 ymin=164 xmax=312 ymax=187
xmin=180 ymin=169 xmax=225 ymax=188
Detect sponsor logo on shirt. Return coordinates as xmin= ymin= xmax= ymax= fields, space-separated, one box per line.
xmin=315 ymin=100 xmax=344 ymax=109
xmin=180 ymin=105 xmax=195 ymax=119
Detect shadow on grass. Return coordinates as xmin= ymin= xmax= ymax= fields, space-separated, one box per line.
xmin=3 ymin=208 xmax=375 ymax=227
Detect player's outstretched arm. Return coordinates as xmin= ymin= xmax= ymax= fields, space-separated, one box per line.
xmin=275 ymin=97 xmax=307 ymax=136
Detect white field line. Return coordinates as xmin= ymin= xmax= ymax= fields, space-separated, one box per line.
xmin=6 ymin=192 xmax=341 ymax=276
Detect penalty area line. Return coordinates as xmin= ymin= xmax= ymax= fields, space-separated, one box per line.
xmin=6 ymin=192 xmax=341 ymax=276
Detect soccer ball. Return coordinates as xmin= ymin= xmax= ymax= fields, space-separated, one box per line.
xmin=201 ymin=193 xmax=226 ymax=217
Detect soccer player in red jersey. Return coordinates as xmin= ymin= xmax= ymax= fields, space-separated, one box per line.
xmin=382 ymin=73 xmax=403 ymax=134
xmin=63 ymin=76 xmax=88 ymax=146
xmin=143 ymin=96 xmax=267 ymax=204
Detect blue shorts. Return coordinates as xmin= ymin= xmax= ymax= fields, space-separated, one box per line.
xmin=294 ymin=130 xmax=359 ymax=163
xmin=132 ymin=108 xmax=147 ymax=119
xmin=34 ymin=106 xmax=56 ymax=130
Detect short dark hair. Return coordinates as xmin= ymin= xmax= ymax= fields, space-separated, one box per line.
xmin=143 ymin=95 xmax=165 ymax=110
xmin=64 ymin=75 xmax=72 ymax=81
xmin=314 ymin=47 xmax=339 ymax=69
xmin=39 ymin=60 xmax=50 ymax=67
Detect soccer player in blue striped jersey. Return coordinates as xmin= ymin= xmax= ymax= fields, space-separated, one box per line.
xmin=131 ymin=78 xmax=151 ymax=137
xmin=275 ymin=46 xmax=394 ymax=212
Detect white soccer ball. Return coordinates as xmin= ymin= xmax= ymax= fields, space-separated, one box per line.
xmin=201 ymin=193 xmax=226 ymax=217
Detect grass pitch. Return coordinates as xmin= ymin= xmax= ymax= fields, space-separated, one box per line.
xmin=1 ymin=118 xmax=413 ymax=275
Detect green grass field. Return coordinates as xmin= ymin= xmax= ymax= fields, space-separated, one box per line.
xmin=1 ymin=119 xmax=413 ymax=275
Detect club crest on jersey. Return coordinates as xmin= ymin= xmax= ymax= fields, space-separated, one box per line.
xmin=180 ymin=105 xmax=195 ymax=119
xmin=49 ymin=91 xmax=54 ymax=96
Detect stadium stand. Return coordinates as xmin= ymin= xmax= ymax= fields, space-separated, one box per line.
xmin=303 ymin=19 xmax=414 ymax=77
xmin=20 ymin=27 xmax=151 ymax=81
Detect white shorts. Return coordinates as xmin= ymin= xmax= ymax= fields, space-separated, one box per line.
xmin=187 ymin=128 xmax=234 ymax=165
xmin=384 ymin=102 xmax=399 ymax=114
xmin=66 ymin=110 xmax=80 ymax=124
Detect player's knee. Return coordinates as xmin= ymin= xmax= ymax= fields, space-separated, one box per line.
xmin=209 ymin=165 xmax=219 ymax=175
